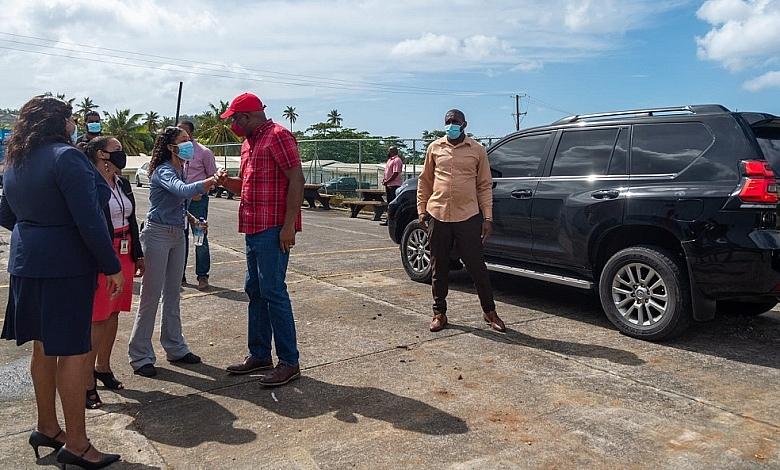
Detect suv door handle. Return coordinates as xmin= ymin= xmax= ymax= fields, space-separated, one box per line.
xmin=591 ymin=189 xmax=620 ymax=200
xmin=511 ymin=189 xmax=533 ymax=199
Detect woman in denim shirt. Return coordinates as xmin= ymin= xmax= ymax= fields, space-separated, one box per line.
xmin=128 ymin=126 xmax=217 ymax=377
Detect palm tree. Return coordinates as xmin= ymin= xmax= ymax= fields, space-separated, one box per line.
xmin=143 ymin=111 xmax=160 ymax=134
xmin=283 ymin=106 xmax=298 ymax=132
xmin=197 ymin=101 xmax=240 ymax=154
xmin=327 ymin=109 xmax=343 ymax=127
xmin=159 ymin=116 xmax=176 ymax=129
xmin=76 ymin=97 xmax=98 ymax=121
xmin=102 ymin=109 xmax=147 ymax=155
xmin=43 ymin=92 xmax=75 ymax=106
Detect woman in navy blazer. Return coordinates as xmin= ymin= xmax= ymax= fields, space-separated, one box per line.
xmin=0 ymin=96 xmax=123 ymax=469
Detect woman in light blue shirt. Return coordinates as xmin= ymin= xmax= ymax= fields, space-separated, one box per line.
xmin=128 ymin=126 xmax=217 ymax=377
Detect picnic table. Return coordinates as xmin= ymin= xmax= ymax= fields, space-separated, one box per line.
xmin=303 ymin=183 xmax=334 ymax=209
xmin=342 ymin=188 xmax=388 ymax=221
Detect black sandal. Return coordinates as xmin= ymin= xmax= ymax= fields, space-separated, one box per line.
xmin=94 ymin=370 xmax=124 ymax=390
xmin=86 ymin=388 xmax=102 ymax=410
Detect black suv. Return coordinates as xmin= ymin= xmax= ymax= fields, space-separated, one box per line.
xmin=388 ymin=105 xmax=780 ymax=340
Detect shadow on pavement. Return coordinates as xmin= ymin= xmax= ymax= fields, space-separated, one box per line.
xmin=448 ymin=270 xmax=780 ymax=370
xmin=110 ymin=388 xmax=256 ymax=448
xmin=445 ymin=323 xmax=645 ymax=366
xmin=127 ymin=362 xmax=469 ymax=445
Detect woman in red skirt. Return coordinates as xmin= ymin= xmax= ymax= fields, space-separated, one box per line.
xmin=83 ymin=137 xmax=145 ymax=408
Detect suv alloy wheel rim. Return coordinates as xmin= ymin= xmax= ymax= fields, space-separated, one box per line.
xmin=611 ymin=262 xmax=668 ymax=328
xmin=405 ymin=227 xmax=431 ymax=275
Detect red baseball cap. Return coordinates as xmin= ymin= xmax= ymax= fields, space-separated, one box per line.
xmin=220 ymin=92 xmax=265 ymax=119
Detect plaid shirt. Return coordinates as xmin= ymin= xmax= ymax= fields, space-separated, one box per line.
xmin=238 ymin=119 xmax=302 ymax=235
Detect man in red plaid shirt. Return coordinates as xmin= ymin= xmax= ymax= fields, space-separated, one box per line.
xmin=217 ymin=92 xmax=305 ymax=387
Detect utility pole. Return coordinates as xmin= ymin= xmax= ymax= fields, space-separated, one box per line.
xmin=174 ymin=81 xmax=183 ymax=125
xmin=512 ymin=94 xmax=528 ymax=131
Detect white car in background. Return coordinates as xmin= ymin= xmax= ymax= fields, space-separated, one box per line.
xmin=134 ymin=162 xmax=150 ymax=187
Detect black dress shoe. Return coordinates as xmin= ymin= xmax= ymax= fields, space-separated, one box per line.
xmin=133 ymin=364 xmax=157 ymax=378
xmin=56 ymin=443 xmax=120 ymax=470
xmin=169 ymin=352 xmax=201 ymax=364
xmin=29 ymin=430 xmax=64 ymax=459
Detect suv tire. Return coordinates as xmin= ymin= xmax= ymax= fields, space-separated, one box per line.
xmin=599 ymin=246 xmax=691 ymax=340
xmin=136 ymin=176 xmax=142 ymax=187
xmin=400 ymin=220 xmax=432 ymax=283
xmin=716 ymin=299 xmax=777 ymax=316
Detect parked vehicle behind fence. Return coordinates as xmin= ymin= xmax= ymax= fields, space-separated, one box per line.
xmin=388 ymin=104 xmax=780 ymax=341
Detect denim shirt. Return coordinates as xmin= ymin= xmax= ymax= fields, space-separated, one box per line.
xmin=146 ymin=161 xmax=205 ymax=226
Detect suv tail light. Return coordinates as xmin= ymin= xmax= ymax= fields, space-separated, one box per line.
xmin=738 ymin=160 xmax=778 ymax=204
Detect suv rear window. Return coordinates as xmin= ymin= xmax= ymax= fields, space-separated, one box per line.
xmin=551 ymin=128 xmax=619 ymax=177
xmin=752 ymin=120 xmax=780 ymax=171
xmin=489 ymin=133 xmax=551 ymax=178
xmin=631 ymin=123 xmax=713 ymax=175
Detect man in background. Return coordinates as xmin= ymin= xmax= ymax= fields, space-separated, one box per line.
xmin=179 ymin=120 xmax=217 ymax=291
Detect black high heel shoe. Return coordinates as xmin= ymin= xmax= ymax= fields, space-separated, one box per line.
xmin=29 ymin=429 xmax=65 ymax=459
xmin=86 ymin=388 xmax=102 ymax=410
xmin=56 ymin=443 xmax=120 ymax=469
xmin=94 ymin=370 xmax=124 ymax=390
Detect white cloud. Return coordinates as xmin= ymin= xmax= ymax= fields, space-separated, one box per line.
xmin=511 ymin=60 xmax=543 ymax=72
xmin=744 ymin=70 xmax=780 ymax=91
xmin=696 ymin=0 xmax=780 ymax=71
xmin=0 ymin=0 xmax=684 ymax=115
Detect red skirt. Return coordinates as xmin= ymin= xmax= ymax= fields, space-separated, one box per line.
xmin=92 ymin=226 xmax=135 ymax=322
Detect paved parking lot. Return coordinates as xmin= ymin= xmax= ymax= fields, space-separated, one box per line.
xmin=0 ymin=188 xmax=778 ymax=469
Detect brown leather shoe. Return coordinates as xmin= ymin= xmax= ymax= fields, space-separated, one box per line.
xmin=483 ymin=310 xmax=506 ymax=332
xmin=429 ymin=312 xmax=448 ymax=332
xmin=197 ymin=277 xmax=209 ymax=291
xmin=226 ymin=355 xmax=274 ymax=375
xmin=259 ymin=363 xmax=301 ymax=387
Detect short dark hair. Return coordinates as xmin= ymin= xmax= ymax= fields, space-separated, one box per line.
xmin=85 ymin=110 xmax=100 ymax=119
xmin=83 ymin=136 xmax=114 ymax=164
xmin=178 ymin=120 xmax=195 ymax=135
xmin=445 ymin=109 xmax=466 ymax=122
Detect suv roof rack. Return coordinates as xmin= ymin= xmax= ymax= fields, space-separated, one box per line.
xmin=552 ymin=104 xmax=730 ymax=125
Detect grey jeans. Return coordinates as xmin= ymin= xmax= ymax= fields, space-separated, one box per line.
xmin=128 ymin=221 xmax=191 ymax=369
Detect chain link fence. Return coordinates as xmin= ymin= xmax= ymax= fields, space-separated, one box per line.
xmin=206 ymin=137 xmax=500 ymax=188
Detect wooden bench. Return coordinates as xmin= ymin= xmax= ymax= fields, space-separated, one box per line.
xmin=303 ymin=184 xmax=334 ymax=209
xmin=304 ymin=192 xmax=335 ymax=209
xmin=341 ymin=199 xmax=388 ymax=221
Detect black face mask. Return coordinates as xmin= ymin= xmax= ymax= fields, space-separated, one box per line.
xmin=106 ymin=150 xmax=127 ymax=170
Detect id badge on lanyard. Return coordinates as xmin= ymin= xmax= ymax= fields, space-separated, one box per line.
xmin=120 ymin=238 xmax=130 ymax=255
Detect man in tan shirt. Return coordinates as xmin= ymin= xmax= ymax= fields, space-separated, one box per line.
xmin=417 ymin=109 xmax=506 ymax=333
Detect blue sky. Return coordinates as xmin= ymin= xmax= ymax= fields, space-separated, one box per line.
xmin=0 ymin=0 xmax=778 ymax=139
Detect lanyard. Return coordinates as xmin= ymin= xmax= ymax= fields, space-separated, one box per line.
xmin=110 ymin=178 xmax=128 ymax=222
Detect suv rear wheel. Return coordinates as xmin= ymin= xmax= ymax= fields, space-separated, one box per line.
xmin=401 ymin=220 xmax=432 ymax=283
xmin=717 ymin=299 xmax=777 ymax=316
xmin=599 ymin=246 xmax=691 ymax=340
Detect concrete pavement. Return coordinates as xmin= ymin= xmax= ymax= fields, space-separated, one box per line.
xmin=0 ymin=188 xmax=778 ymax=469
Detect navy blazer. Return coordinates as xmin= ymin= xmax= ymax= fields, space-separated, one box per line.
xmin=0 ymin=143 xmax=121 ymax=278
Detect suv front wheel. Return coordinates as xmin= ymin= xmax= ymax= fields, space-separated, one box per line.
xmin=599 ymin=246 xmax=691 ymax=341
xmin=401 ymin=220 xmax=432 ymax=283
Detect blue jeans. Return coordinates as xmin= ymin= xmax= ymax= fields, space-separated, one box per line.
xmin=245 ymin=226 xmax=299 ymax=366
xmin=184 ymin=195 xmax=210 ymax=279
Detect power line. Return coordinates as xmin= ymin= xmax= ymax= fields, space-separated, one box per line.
xmin=0 ymin=30 xmax=577 ymax=115
xmin=0 ymin=31 xmax=498 ymax=96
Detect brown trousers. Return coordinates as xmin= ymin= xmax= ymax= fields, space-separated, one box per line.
xmin=428 ymin=214 xmax=495 ymax=315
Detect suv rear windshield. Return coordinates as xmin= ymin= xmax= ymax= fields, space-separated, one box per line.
xmin=752 ymin=120 xmax=780 ymax=172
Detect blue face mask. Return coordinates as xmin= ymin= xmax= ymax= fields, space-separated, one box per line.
xmin=445 ymin=123 xmax=462 ymax=140
xmin=177 ymin=141 xmax=194 ymax=160
xmin=70 ymin=127 xmax=78 ymax=144
xmin=87 ymin=122 xmax=101 ymax=134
